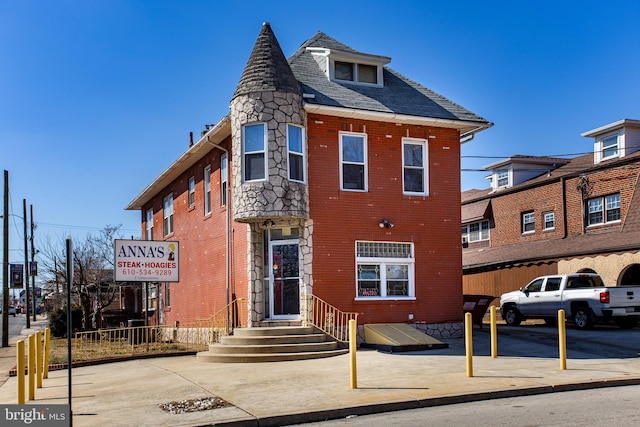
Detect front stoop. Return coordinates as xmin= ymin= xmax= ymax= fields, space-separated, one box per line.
xmin=196 ymin=326 xmax=348 ymax=363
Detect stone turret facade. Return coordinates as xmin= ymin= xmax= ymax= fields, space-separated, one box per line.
xmin=231 ymin=22 xmax=309 ymax=224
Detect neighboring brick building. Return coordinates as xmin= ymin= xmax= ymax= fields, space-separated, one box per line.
xmin=462 ymin=119 xmax=640 ymax=299
xmin=126 ymin=23 xmax=491 ymax=337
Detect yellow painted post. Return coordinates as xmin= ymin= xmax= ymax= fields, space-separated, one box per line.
xmin=36 ymin=331 xmax=43 ymax=388
xmin=349 ymin=319 xmax=357 ymax=389
xmin=17 ymin=340 xmax=25 ymax=404
xmin=490 ymin=306 xmax=498 ymax=358
xmin=43 ymin=328 xmax=51 ymax=379
xmin=558 ymin=309 xmax=567 ymax=370
xmin=28 ymin=334 xmax=35 ymax=400
xmin=465 ymin=312 xmax=473 ymax=377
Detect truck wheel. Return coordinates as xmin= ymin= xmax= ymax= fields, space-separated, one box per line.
xmin=614 ymin=318 xmax=637 ymax=329
xmin=503 ymin=306 xmax=521 ymax=326
xmin=573 ymin=306 xmax=593 ymax=330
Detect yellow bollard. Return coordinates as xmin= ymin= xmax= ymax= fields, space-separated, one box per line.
xmin=36 ymin=331 xmax=43 ymax=388
xmin=43 ymin=328 xmax=51 ymax=379
xmin=28 ymin=334 xmax=35 ymax=400
xmin=465 ymin=312 xmax=473 ymax=377
xmin=17 ymin=340 xmax=25 ymax=404
xmin=558 ymin=309 xmax=567 ymax=370
xmin=349 ymin=319 xmax=357 ymax=389
xmin=490 ymin=306 xmax=498 ymax=358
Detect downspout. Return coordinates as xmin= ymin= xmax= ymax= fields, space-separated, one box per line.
xmin=206 ymin=135 xmax=231 ymax=311
xmin=561 ymin=176 xmax=568 ymax=238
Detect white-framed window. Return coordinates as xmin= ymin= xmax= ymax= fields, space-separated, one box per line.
xmin=496 ymin=169 xmax=510 ymax=188
xmin=543 ymin=212 xmax=555 ymax=230
xmin=204 ymin=165 xmax=211 ymax=214
xmin=462 ymin=220 xmax=490 ymax=243
xmin=242 ymin=123 xmax=267 ymax=182
xmin=188 ymin=176 xmax=195 ymax=208
xmin=287 ymin=124 xmax=305 ymax=182
xmin=143 ymin=284 xmax=157 ymax=311
xmin=355 ymin=241 xmax=414 ymax=299
xmin=145 ymin=209 xmax=153 ymax=241
xmin=164 ymin=283 xmax=170 ymax=307
xmin=163 ymin=193 xmax=174 ymax=236
xmin=220 ymin=154 xmax=228 ymax=206
xmin=587 ymin=193 xmax=621 ymax=226
xmin=522 ymin=211 xmax=535 ymax=233
xmin=402 ymin=138 xmax=428 ymax=196
xmin=333 ymin=61 xmax=381 ymax=86
xmin=600 ymin=133 xmax=620 ymax=160
xmin=340 ymin=132 xmax=367 ymax=191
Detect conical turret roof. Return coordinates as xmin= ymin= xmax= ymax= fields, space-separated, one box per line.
xmin=233 ymin=22 xmax=301 ymax=99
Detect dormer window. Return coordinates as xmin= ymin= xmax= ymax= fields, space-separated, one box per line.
xmin=601 ymin=133 xmax=620 ymax=160
xmin=307 ymin=47 xmax=390 ymax=88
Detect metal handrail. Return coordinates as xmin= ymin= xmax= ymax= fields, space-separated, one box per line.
xmin=305 ymin=295 xmax=359 ymax=342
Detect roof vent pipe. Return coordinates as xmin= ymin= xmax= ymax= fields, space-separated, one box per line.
xmin=189 ymin=132 xmax=194 ymax=147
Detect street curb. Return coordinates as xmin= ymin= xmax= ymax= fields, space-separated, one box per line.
xmin=208 ymin=377 xmax=640 ymax=427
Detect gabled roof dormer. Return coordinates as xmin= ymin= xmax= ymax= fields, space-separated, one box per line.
xmin=581 ymin=119 xmax=640 ymax=165
xmin=306 ymin=46 xmax=391 ymax=88
xmin=484 ymin=155 xmax=568 ymax=192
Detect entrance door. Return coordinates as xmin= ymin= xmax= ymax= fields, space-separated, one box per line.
xmin=270 ymin=240 xmax=300 ymax=319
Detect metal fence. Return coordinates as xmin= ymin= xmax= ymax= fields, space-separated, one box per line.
xmin=71 ymin=298 xmax=247 ymax=363
xmin=305 ymin=295 xmax=359 ymax=342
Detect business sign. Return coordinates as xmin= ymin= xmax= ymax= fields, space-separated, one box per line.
xmin=9 ymin=264 xmax=23 ymax=289
xmin=114 ymin=240 xmax=179 ymax=282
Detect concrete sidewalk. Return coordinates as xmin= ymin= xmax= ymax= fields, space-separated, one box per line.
xmin=1 ymin=322 xmax=640 ymax=426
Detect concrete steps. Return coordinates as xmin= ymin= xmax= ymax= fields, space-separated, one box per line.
xmin=196 ymin=325 xmax=348 ymax=363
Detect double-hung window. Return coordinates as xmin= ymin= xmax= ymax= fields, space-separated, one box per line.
xmin=402 ymin=138 xmax=428 ymax=195
xmin=340 ymin=132 xmax=367 ymax=191
xmin=522 ymin=211 xmax=535 ymax=233
xmin=496 ymin=169 xmax=510 ymax=188
xmin=204 ymin=165 xmax=211 ymax=214
xmin=543 ymin=212 xmax=555 ymax=230
xmin=145 ymin=209 xmax=153 ymax=240
xmin=243 ymin=123 xmax=267 ymax=182
xmin=188 ymin=177 xmax=195 ymax=208
xmin=220 ymin=154 xmax=228 ymax=206
xmin=588 ymin=194 xmax=620 ymax=226
xmin=287 ymin=124 xmax=305 ymax=182
xmin=355 ymin=242 xmax=414 ymax=298
xmin=163 ymin=193 xmax=174 ymax=236
xmin=601 ymin=133 xmax=619 ymax=160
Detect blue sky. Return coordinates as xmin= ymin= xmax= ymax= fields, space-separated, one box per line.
xmin=2 ymin=0 xmax=639 ymax=265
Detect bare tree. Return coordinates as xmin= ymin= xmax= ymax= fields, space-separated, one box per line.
xmin=39 ymin=225 xmax=123 ymax=329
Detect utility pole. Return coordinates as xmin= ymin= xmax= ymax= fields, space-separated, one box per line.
xmin=23 ymin=199 xmax=30 ymax=329
xmin=30 ymin=204 xmax=36 ymax=322
xmin=2 ymin=170 xmax=9 ymax=347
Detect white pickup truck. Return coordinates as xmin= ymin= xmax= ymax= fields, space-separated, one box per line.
xmin=500 ymin=273 xmax=640 ymax=329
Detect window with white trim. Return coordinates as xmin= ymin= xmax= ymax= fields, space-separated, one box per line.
xmin=462 ymin=220 xmax=490 ymax=243
xmin=333 ymin=61 xmax=381 ymax=86
xmin=543 ymin=212 xmax=555 ymax=230
xmin=204 ymin=165 xmax=211 ymax=214
xmin=601 ymin=133 xmax=620 ymax=160
xmin=242 ymin=123 xmax=267 ymax=182
xmin=496 ymin=169 xmax=510 ymax=188
xmin=287 ymin=124 xmax=305 ymax=182
xmin=522 ymin=211 xmax=535 ymax=233
xmin=402 ymin=138 xmax=428 ymax=195
xmin=163 ymin=193 xmax=174 ymax=236
xmin=355 ymin=242 xmax=414 ymax=298
xmin=145 ymin=209 xmax=153 ymax=240
xmin=188 ymin=176 xmax=195 ymax=208
xmin=587 ymin=193 xmax=620 ymax=226
xmin=220 ymin=154 xmax=228 ymax=206
xmin=340 ymin=132 xmax=367 ymax=191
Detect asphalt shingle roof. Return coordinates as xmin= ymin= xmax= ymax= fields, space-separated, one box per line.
xmin=288 ymin=32 xmax=489 ymax=125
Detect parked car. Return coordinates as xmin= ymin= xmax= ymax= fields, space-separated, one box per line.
xmin=0 ymin=306 xmax=17 ymax=316
xmin=500 ymin=273 xmax=640 ymax=329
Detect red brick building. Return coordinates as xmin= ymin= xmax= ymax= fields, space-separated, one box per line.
xmin=462 ymin=119 xmax=640 ymax=299
xmin=126 ymin=23 xmax=491 ymax=337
